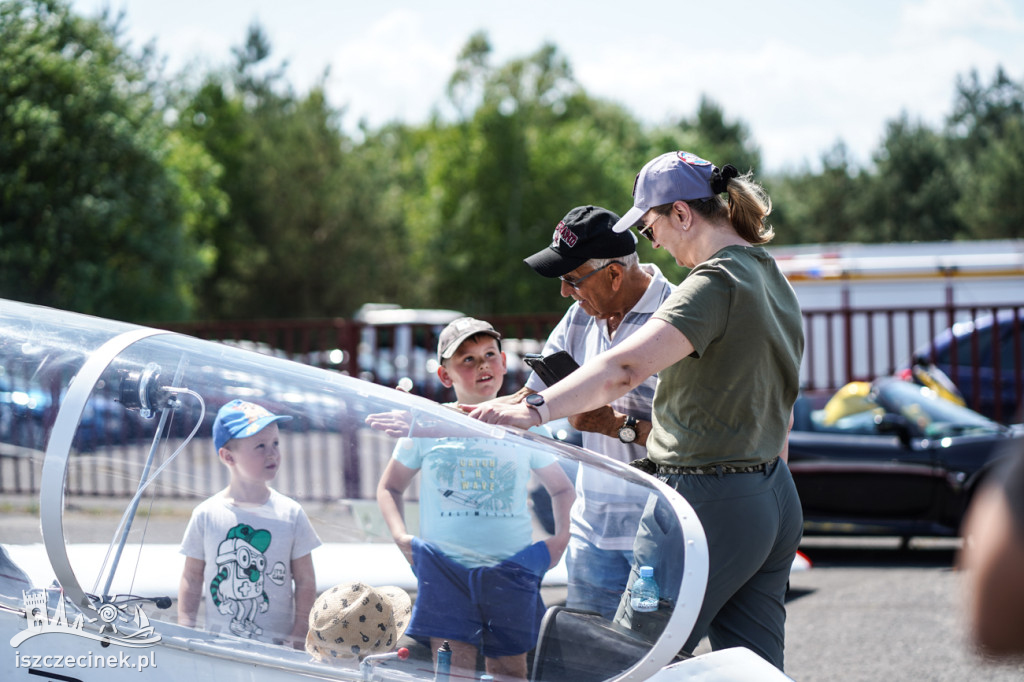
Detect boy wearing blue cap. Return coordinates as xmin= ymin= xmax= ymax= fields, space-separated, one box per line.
xmin=178 ymin=399 xmax=321 ymax=648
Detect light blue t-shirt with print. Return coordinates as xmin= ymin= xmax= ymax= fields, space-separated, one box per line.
xmin=393 ymin=435 xmax=555 ymax=568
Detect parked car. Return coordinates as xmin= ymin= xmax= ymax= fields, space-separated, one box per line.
xmin=896 ymin=359 xmax=965 ymax=406
xmin=0 ymin=380 xmax=154 ymax=453
xmin=0 ymin=378 xmax=48 ymax=449
xmin=789 ymin=376 xmax=1024 ymax=539
xmin=911 ymin=309 xmax=1023 ymax=423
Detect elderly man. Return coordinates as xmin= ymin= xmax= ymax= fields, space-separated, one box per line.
xmin=516 ymin=205 xmax=675 ymax=619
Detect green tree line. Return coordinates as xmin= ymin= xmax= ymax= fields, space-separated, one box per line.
xmin=2 ymin=0 xmax=1022 ymax=322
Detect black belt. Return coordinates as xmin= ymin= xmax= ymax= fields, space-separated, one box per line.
xmin=646 ymin=456 xmax=779 ymax=476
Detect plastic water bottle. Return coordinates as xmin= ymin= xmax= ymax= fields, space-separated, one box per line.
xmin=630 ymin=565 xmax=660 ymax=612
xmin=434 ymin=640 xmax=452 ymax=681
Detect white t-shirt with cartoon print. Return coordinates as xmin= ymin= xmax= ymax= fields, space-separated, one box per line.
xmin=179 ymin=489 xmax=321 ymax=643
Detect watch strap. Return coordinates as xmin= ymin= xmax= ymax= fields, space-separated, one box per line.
xmin=618 ymin=414 xmax=639 ymax=443
xmin=526 ymin=394 xmax=551 ymax=424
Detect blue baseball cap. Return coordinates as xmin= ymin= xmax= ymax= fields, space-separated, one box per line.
xmin=612 ymin=151 xmax=717 ymax=233
xmin=213 ymin=399 xmax=292 ymax=451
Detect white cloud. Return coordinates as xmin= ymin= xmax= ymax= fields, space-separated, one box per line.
xmin=577 ymin=0 xmax=1024 ymax=172
xmin=325 ymin=10 xmax=458 ymax=128
xmin=578 ymin=37 xmax=890 ymax=171
xmin=71 ymin=0 xmax=1024 ymax=172
xmin=901 ymin=0 xmax=1024 ymax=34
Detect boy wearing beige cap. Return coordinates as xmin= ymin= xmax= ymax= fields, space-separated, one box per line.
xmin=377 ymin=317 xmax=574 ymax=680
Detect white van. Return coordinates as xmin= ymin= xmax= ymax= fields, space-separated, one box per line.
xmin=354 ymin=304 xmax=464 ymax=396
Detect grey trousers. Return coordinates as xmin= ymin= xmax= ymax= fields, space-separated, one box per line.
xmin=615 ymin=458 xmax=803 ymax=671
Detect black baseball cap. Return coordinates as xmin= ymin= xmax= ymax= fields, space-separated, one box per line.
xmin=524 ymin=205 xmax=638 ymax=278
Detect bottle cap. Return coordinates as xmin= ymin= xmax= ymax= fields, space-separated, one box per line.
xmin=639 ymin=565 xmax=654 ymax=578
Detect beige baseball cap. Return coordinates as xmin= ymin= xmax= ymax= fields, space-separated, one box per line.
xmin=437 ymin=317 xmax=501 ymax=362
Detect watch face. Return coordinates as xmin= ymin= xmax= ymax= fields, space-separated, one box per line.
xmin=526 ymin=393 xmax=545 ymax=407
xmin=618 ymin=426 xmax=637 ymax=443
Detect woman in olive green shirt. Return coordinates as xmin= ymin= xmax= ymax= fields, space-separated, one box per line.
xmin=468 ymin=151 xmax=804 ymax=672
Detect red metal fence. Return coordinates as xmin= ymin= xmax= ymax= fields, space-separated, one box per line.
xmin=157 ymin=313 xmax=568 ymax=403
xmin=158 ymin=303 xmax=1024 ymax=423
xmin=2 ymin=303 xmax=1021 ymax=499
xmin=799 ymin=303 xmax=1022 ymax=423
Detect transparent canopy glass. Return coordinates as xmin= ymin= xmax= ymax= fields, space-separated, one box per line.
xmin=0 ymin=299 xmax=710 ymax=682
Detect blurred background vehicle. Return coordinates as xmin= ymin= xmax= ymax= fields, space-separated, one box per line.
xmin=910 ymin=309 xmax=1023 ymax=423
xmin=354 ymin=304 xmax=464 ymax=400
xmin=897 ymin=359 xmax=966 ymax=406
xmin=156 ymin=295 xmax=1024 ymax=424
xmin=0 ymin=377 xmax=48 ymax=450
xmin=789 ymin=377 xmax=1024 ymax=540
xmin=0 ymin=376 xmax=150 ymax=452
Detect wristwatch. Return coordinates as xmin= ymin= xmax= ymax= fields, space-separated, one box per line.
xmin=525 ymin=392 xmax=550 ymax=423
xmin=618 ymin=415 xmax=638 ymax=444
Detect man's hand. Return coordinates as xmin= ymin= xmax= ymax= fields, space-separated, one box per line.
xmin=568 ymin=405 xmax=617 ymax=437
xmin=570 ymin=406 xmax=649 ymax=445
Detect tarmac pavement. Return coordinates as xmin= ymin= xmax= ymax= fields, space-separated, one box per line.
xmin=778 ymin=537 xmax=1024 ymax=681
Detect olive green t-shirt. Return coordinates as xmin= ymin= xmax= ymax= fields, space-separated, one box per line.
xmin=647 ymin=245 xmax=804 ymax=468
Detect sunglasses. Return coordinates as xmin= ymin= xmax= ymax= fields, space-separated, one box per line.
xmin=637 ymin=213 xmax=665 ymax=242
xmin=559 ymin=262 xmax=621 ymax=289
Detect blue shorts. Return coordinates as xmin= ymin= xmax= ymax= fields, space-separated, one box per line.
xmin=407 ymin=537 xmax=550 ymax=658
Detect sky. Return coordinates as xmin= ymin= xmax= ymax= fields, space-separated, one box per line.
xmin=71 ymin=0 xmax=1024 ymax=173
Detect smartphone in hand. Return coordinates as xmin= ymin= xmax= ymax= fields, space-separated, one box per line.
xmin=523 ymin=350 xmax=580 ymax=387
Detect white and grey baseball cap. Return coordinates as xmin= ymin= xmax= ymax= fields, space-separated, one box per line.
xmin=437 ymin=317 xmax=501 ymax=362
xmin=612 ymin=151 xmax=718 ymax=233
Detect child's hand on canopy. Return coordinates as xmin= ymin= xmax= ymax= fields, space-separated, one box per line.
xmin=364 ymin=410 xmax=412 ymax=438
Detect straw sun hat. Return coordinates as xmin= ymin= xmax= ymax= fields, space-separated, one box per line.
xmin=306 ymin=582 xmax=412 ymax=662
